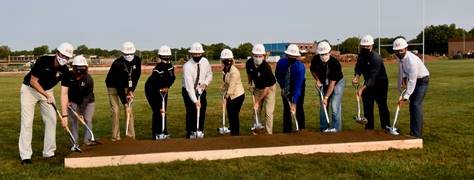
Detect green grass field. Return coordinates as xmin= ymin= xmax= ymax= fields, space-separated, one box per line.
xmin=0 ymin=59 xmax=473 ymax=179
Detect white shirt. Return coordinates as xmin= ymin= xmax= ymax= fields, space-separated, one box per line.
xmin=182 ymin=57 xmax=213 ymax=103
xmin=397 ymin=51 xmax=430 ymax=99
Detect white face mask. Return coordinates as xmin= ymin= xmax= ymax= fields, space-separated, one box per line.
xmin=124 ymin=55 xmax=134 ymax=62
xmin=57 ymin=56 xmax=68 ymax=66
xmin=320 ymin=54 xmax=330 ymax=62
xmin=254 ymin=57 xmax=264 ymax=66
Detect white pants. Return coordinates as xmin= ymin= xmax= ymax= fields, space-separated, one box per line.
xmin=19 ymin=84 xmax=56 ymax=160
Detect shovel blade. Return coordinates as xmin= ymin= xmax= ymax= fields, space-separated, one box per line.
xmin=218 ymin=127 xmax=231 ymax=134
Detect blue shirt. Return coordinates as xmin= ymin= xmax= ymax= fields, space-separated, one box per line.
xmin=275 ymin=58 xmax=306 ymax=103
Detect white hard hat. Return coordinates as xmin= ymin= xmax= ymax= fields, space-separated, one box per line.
xmin=360 ymin=35 xmax=374 ymax=46
xmin=393 ymin=38 xmax=408 ymax=50
xmin=72 ymin=55 xmax=88 ymax=66
xmin=285 ymin=44 xmax=301 ymax=57
xmin=121 ymin=41 xmax=136 ymax=54
xmin=252 ymin=44 xmax=266 ymax=55
xmin=220 ymin=49 xmax=234 ymax=59
xmin=158 ymin=45 xmax=172 ymax=56
xmin=317 ymin=41 xmax=331 ymax=54
xmin=57 ymin=42 xmax=74 ymax=58
xmin=189 ymin=42 xmax=205 ymax=53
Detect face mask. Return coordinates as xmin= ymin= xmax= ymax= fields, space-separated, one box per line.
xmin=360 ymin=48 xmax=371 ymax=55
xmin=288 ymin=57 xmax=297 ymax=62
xmin=222 ymin=59 xmax=232 ymax=66
xmin=254 ymin=57 xmax=263 ymax=66
xmin=57 ymin=56 xmax=68 ymax=66
xmin=124 ymin=55 xmax=134 ymax=62
xmin=193 ymin=56 xmax=201 ymax=62
xmin=160 ymin=56 xmax=171 ymax=63
xmin=396 ymin=52 xmax=406 ymax=60
xmin=74 ymin=67 xmax=87 ymax=75
xmin=320 ymin=54 xmax=330 ymax=62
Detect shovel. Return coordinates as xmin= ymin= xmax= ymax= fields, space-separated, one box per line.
xmin=68 ymin=105 xmax=101 ymax=145
xmin=156 ymin=91 xmax=170 ymax=140
xmin=386 ymin=89 xmax=407 ymax=135
xmin=250 ymin=93 xmax=265 ymax=134
xmin=217 ymin=93 xmax=231 ymax=135
xmin=50 ymin=103 xmax=81 ymax=152
xmin=352 ymin=83 xmax=368 ymax=125
xmin=317 ymin=86 xmax=336 ymax=133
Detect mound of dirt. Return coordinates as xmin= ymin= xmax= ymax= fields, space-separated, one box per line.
xmin=69 ymin=130 xmax=416 ymax=158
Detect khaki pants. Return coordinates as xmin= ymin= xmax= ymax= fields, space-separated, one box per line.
xmin=19 ymin=84 xmax=56 ymax=160
xmin=108 ymin=88 xmax=135 ymax=140
xmin=254 ymin=85 xmax=276 ymax=134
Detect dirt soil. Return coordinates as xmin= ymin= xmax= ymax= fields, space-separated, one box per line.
xmin=68 ymin=130 xmax=416 ymax=158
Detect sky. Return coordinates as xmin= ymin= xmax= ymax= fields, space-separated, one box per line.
xmin=0 ymin=0 xmax=473 ymax=51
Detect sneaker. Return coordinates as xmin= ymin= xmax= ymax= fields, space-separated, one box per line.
xmin=44 ymin=154 xmax=56 ymax=159
xmin=21 ymin=159 xmax=32 ymax=165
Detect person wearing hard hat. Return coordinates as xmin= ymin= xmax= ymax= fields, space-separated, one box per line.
xmin=105 ymin=41 xmax=141 ymax=140
xmin=60 ymin=55 xmax=95 ymax=146
xmin=182 ymin=42 xmax=213 ymax=138
xmin=353 ymin=35 xmax=390 ymax=130
xmin=19 ymin=42 xmax=73 ymax=165
xmin=275 ymin=44 xmax=306 ymax=133
xmin=145 ymin=45 xmax=176 ymax=140
xmin=220 ymin=49 xmax=245 ymax=136
xmin=310 ymin=41 xmax=345 ymax=132
xmin=393 ymin=38 xmax=430 ymax=138
xmin=245 ymin=44 xmax=276 ymax=134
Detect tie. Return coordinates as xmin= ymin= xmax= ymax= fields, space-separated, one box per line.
xmin=284 ymin=62 xmax=291 ymax=98
xmin=194 ymin=63 xmax=200 ymax=90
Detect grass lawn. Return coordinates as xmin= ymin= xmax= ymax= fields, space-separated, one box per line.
xmin=0 ymin=59 xmax=473 ymax=179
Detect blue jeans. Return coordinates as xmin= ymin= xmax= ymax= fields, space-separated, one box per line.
xmin=320 ymin=78 xmax=345 ymax=131
xmin=409 ymin=76 xmax=429 ymax=138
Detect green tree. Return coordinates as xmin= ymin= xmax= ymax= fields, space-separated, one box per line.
xmin=470 ymin=27 xmax=474 ymax=37
xmin=32 ymin=45 xmax=49 ymax=56
xmin=412 ymin=24 xmax=470 ymax=54
xmin=0 ymin=45 xmax=11 ymax=59
xmin=232 ymin=42 xmax=253 ymax=59
xmin=374 ymin=38 xmax=396 ymax=58
xmin=339 ymin=37 xmax=360 ymax=54
xmin=75 ymin=44 xmax=90 ymax=55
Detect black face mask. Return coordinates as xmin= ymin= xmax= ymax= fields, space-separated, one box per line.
xmin=160 ymin=56 xmax=171 ymax=63
xmin=74 ymin=67 xmax=87 ymax=75
xmin=360 ymin=48 xmax=371 ymax=55
xmin=288 ymin=57 xmax=297 ymax=63
xmin=396 ymin=52 xmax=406 ymax=59
xmin=193 ymin=56 xmax=201 ymax=62
xmin=222 ymin=59 xmax=232 ymax=66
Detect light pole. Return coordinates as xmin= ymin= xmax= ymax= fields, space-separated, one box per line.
xmin=174 ymin=51 xmax=177 ymax=62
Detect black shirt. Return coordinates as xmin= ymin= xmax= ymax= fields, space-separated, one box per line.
xmin=354 ymin=51 xmax=388 ymax=88
xmin=61 ymin=73 xmax=95 ymax=106
xmin=145 ymin=62 xmax=176 ymax=90
xmin=246 ymin=58 xmax=276 ymax=89
xmin=23 ymin=55 xmax=70 ymax=91
xmin=310 ymin=55 xmax=344 ymax=86
xmin=105 ymin=56 xmax=141 ymax=103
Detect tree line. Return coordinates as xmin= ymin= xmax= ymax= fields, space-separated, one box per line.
xmin=1 ymin=24 xmax=473 ymax=60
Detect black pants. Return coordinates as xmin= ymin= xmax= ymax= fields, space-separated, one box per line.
xmin=362 ymin=79 xmax=390 ymax=129
xmin=226 ymin=94 xmax=245 ymax=136
xmin=182 ymin=88 xmax=207 ymax=138
xmin=145 ymin=85 xmax=169 ymax=139
xmin=282 ymin=82 xmax=305 ymax=133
